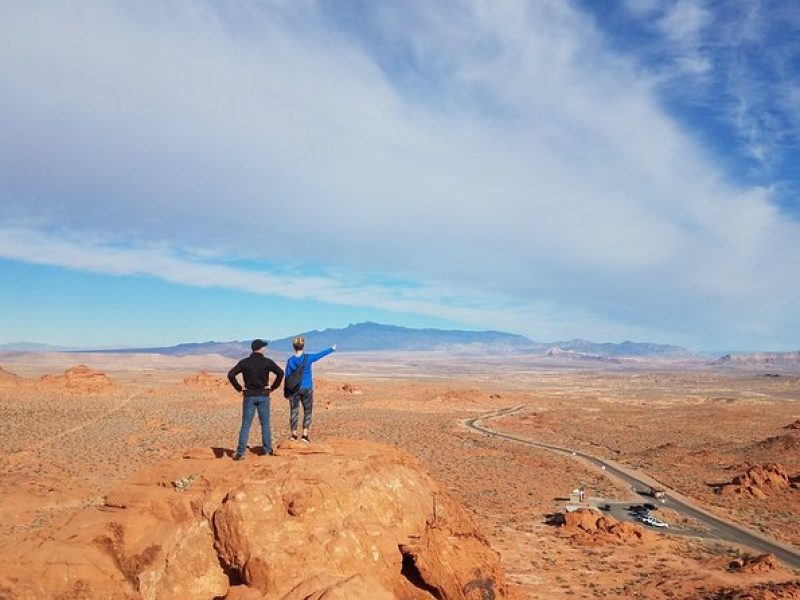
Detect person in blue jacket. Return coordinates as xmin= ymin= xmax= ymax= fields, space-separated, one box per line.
xmin=284 ymin=336 xmax=336 ymax=443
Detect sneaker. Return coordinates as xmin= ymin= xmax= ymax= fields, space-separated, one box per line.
xmin=233 ymin=453 xmax=245 ymax=461
xmin=300 ymin=435 xmax=310 ymax=444
xmin=289 ymin=434 xmax=298 ymax=441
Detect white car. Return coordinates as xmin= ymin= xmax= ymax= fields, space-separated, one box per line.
xmin=640 ymin=515 xmax=669 ymax=528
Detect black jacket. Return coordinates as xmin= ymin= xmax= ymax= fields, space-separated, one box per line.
xmin=228 ymin=352 xmax=284 ymax=397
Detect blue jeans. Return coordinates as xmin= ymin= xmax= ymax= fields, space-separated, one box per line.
xmin=236 ymin=395 xmax=272 ymax=455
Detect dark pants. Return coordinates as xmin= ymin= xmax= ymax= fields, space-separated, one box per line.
xmin=236 ymin=395 xmax=272 ymax=455
xmin=289 ymin=388 xmax=314 ymax=432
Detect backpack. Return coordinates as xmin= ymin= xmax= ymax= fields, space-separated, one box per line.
xmin=283 ymin=355 xmax=308 ymax=398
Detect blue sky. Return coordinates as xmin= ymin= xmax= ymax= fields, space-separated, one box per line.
xmin=0 ymin=0 xmax=798 ymax=350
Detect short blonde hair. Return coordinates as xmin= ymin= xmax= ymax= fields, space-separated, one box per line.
xmin=293 ymin=336 xmax=305 ymax=351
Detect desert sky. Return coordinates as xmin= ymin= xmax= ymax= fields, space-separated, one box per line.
xmin=1 ymin=1 xmax=799 ymax=350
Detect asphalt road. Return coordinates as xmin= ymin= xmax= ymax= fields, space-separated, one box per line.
xmin=464 ymin=405 xmax=800 ymax=570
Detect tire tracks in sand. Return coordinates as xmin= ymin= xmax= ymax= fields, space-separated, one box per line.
xmin=1 ymin=391 xmax=141 ymax=468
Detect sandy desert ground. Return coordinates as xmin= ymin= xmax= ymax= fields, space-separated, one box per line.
xmin=1 ymin=350 xmax=799 ymax=599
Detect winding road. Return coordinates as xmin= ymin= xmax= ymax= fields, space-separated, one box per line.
xmin=464 ymin=405 xmax=800 ymax=570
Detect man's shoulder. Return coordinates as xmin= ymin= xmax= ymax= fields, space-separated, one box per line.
xmin=237 ymin=354 xmax=261 ymax=367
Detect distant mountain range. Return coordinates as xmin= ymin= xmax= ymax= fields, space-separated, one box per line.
xmin=545 ymin=339 xmax=690 ymax=357
xmin=85 ymin=322 xmax=538 ymax=358
xmin=269 ymin=322 xmax=538 ymax=353
xmin=17 ymin=321 xmax=692 ymax=359
xmin=6 ymin=326 xmax=798 ymax=365
xmin=0 ymin=342 xmax=77 ymax=352
xmin=712 ymin=352 xmax=800 ymax=368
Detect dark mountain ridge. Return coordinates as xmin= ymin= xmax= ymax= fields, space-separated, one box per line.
xmin=43 ymin=321 xmax=693 ymax=359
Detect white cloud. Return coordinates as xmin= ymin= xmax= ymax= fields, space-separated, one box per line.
xmin=656 ymin=0 xmax=713 ymax=76
xmin=0 ymin=224 xmax=640 ymax=342
xmin=659 ymin=0 xmax=711 ymax=43
xmin=0 ymin=0 xmax=798 ymax=348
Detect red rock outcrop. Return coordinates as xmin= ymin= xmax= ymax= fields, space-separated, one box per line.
xmin=718 ymin=464 xmax=795 ymax=498
xmin=560 ymin=509 xmax=652 ymax=545
xmin=785 ymin=420 xmax=800 ymax=431
xmin=0 ymin=440 xmax=509 ymax=599
xmin=182 ymin=370 xmax=227 ymax=389
xmin=38 ymin=364 xmax=116 ymax=393
xmin=728 ymin=553 xmax=778 ymax=574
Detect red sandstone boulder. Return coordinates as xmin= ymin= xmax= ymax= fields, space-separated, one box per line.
xmin=213 ymin=439 xmax=505 ymax=598
xmin=718 ymin=464 xmax=793 ymax=498
xmin=0 ymin=439 xmax=509 ymax=599
xmin=560 ymin=509 xmax=652 ymax=545
xmin=182 ymin=370 xmax=227 ymax=389
xmin=39 ymin=364 xmax=116 ymax=393
xmin=728 ymin=553 xmax=778 ymax=574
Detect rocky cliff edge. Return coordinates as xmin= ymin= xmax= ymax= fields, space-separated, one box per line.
xmin=0 ymin=439 xmax=508 ymax=600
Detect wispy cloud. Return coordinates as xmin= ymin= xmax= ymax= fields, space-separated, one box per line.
xmin=621 ymin=0 xmax=800 ymax=177
xmin=0 ymin=1 xmax=798 ymax=348
xmin=0 ymin=224 xmax=646 ymax=342
xmin=658 ymin=0 xmax=712 ymax=75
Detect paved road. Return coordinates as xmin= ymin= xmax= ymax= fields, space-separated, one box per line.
xmin=464 ymin=405 xmax=800 ymax=570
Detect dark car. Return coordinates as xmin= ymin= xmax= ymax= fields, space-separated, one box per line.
xmin=629 ymin=505 xmax=645 ymax=512
xmin=600 ymin=504 xmax=611 ymax=511
xmin=643 ymin=503 xmax=658 ymax=511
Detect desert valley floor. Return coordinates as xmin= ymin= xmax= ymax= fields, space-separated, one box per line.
xmin=1 ymin=351 xmax=799 ymax=599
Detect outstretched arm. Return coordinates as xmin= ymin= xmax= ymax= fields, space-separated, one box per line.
xmin=227 ymin=362 xmax=243 ymax=392
xmin=309 ymin=345 xmax=336 ymax=363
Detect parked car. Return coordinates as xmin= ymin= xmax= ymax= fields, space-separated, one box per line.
xmin=650 ymin=518 xmax=669 ymax=528
xmin=643 ymin=503 xmax=658 ymax=511
xmin=640 ymin=515 xmax=669 ymax=528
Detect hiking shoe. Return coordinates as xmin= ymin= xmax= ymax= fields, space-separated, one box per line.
xmin=300 ymin=435 xmax=310 ymax=444
xmin=233 ymin=453 xmax=245 ymax=461
xmin=263 ymin=449 xmax=274 ymax=456
xmin=289 ymin=434 xmax=298 ymax=441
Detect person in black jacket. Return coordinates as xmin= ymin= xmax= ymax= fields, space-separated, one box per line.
xmin=227 ymin=339 xmax=284 ymax=460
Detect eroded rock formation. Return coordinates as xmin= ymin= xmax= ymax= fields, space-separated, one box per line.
xmin=717 ymin=464 xmax=798 ymax=498
xmin=728 ymin=553 xmax=778 ymax=574
xmin=0 ymin=439 xmax=508 ymax=599
xmin=182 ymin=370 xmax=227 ymax=389
xmin=558 ymin=508 xmax=652 ymax=545
xmin=38 ymin=364 xmax=116 ymax=393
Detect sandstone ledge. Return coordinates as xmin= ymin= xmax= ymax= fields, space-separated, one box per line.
xmin=0 ymin=439 xmax=508 ymax=600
